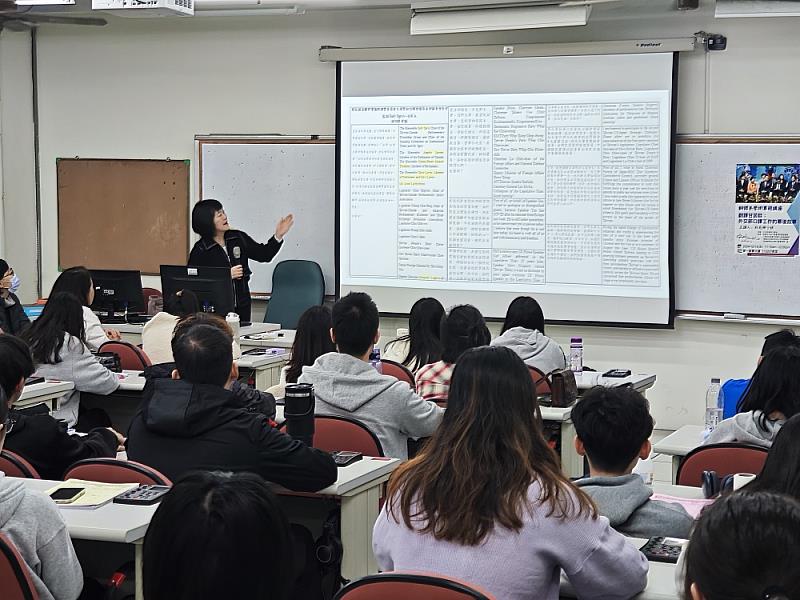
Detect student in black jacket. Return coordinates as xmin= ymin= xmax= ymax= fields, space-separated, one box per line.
xmin=188 ymin=199 xmax=294 ymax=322
xmin=127 ymin=322 xmax=336 ymax=491
xmin=0 ymin=260 xmax=30 ymax=336
xmin=0 ymin=335 xmax=122 ymax=479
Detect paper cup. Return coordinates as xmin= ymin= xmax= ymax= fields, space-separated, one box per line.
xmin=733 ymin=473 xmax=756 ymax=491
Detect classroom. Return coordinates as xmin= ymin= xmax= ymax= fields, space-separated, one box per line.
xmin=1 ymin=0 xmax=800 ymax=599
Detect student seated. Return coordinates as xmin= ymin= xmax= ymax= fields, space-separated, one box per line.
xmin=273 ymin=305 xmax=336 ymax=398
xmin=127 ymin=322 xmax=336 ymax=491
xmin=0 ymin=335 xmax=122 ymax=480
xmin=374 ymin=346 xmax=648 ymax=600
xmin=20 ymin=292 xmax=119 ymax=429
xmin=571 ymin=386 xmax=692 ymax=539
xmin=740 ymin=414 xmax=800 ymax=500
xmin=50 ymin=266 xmax=122 ymax=351
xmin=490 ymin=296 xmax=567 ymax=375
xmin=0 ymin=259 xmax=30 ymax=336
xmin=415 ymin=304 xmax=490 ymax=402
xmin=0 ymin=385 xmax=84 ymax=600
xmin=721 ymin=329 xmax=796 ymax=418
xmin=704 ymin=341 xmax=800 ymax=448
xmin=144 ymin=471 xmax=294 ymax=600
xmin=683 ymin=492 xmax=800 ymax=600
xmin=141 ymin=289 xmax=200 ymax=364
xmin=299 ymin=292 xmax=444 ymax=459
xmin=383 ymin=297 xmax=444 ymax=373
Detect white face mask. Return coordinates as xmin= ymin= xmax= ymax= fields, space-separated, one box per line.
xmin=9 ymin=274 xmax=20 ymax=294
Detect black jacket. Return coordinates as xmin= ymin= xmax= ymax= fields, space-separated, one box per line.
xmin=126 ymin=379 xmax=337 ymax=491
xmin=5 ymin=410 xmax=117 ymax=480
xmin=0 ymin=293 xmax=30 ymax=336
xmin=188 ymin=230 xmax=282 ymax=313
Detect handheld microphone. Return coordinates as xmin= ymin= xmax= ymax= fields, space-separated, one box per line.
xmin=232 ymin=246 xmax=242 ymax=265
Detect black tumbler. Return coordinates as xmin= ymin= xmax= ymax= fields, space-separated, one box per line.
xmin=284 ymin=383 xmax=316 ymax=447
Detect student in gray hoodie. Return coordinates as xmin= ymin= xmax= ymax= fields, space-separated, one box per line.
xmin=490 ymin=296 xmax=566 ymax=375
xmin=0 ymin=385 xmax=84 ymax=600
xmin=704 ymin=341 xmax=800 ymax=448
xmin=572 ymin=386 xmax=693 ymax=539
xmin=299 ymin=292 xmax=444 ymax=459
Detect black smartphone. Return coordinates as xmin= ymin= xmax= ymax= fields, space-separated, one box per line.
xmin=49 ymin=487 xmax=86 ymax=504
xmin=603 ymin=369 xmax=632 ymax=378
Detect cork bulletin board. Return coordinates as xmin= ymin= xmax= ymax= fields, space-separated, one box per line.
xmin=57 ymin=158 xmax=189 ymax=274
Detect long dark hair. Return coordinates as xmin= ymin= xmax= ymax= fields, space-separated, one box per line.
xmin=386 ymin=298 xmax=444 ymax=370
xmin=440 ymin=305 xmax=491 ymax=364
xmin=285 ymin=305 xmax=335 ymax=384
xmin=744 ymin=415 xmax=800 ymax=500
xmin=501 ymin=296 xmax=546 ymax=335
xmin=144 ymin=471 xmax=293 ymax=600
xmin=738 ymin=342 xmax=800 ymax=429
xmin=684 ymin=491 xmax=800 ymax=600
xmin=21 ymin=292 xmax=86 ymax=364
xmin=386 ymin=346 xmax=595 ymax=546
xmin=50 ymin=266 xmax=93 ymax=306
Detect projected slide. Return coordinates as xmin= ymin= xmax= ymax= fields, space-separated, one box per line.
xmin=338 ymin=54 xmax=675 ymax=324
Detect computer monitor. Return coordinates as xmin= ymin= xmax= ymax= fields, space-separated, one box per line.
xmin=160 ymin=265 xmax=234 ymax=317
xmin=89 ymin=269 xmax=145 ymax=316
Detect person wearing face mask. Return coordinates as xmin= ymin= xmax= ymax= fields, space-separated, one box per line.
xmin=0 ymin=259 xmax=30 ymax=336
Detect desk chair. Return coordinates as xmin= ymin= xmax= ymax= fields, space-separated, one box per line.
xmin=142 ymin=287 xmax=162 ymax=311
xmin=0 ymin=451 xmax=41 ymax=479
xmin=98 ymin=341 xmax=152 ymax=371
xmin=64 ymin=458 xmax=172 ymax=486
xmin=529 ymin=366 xmax=552 ymax=396
xmin=335 ymin=572 xmax=495 ymax=600
xmin=281 ymin=415 xmax=384 ymax=456
xmin=676 ymin=443 xmax=768 ymax=487
xmin=0 ymin=533 xmax=39 ymax=600
xmin=264 ymin=260 xmax=325 ymax=329
xmin=380 ymin=360 xmax=415 ymax=388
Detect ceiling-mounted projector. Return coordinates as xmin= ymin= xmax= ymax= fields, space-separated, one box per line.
xmin=410 ymin=0 xmax=602 ymax=35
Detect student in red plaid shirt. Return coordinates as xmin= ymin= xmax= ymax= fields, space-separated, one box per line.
xmin=415 ymin=305 xmax=490 ymax=402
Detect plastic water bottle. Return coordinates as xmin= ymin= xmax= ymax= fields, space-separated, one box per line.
xmin=369 ymin=347 xmax=382 ymax=374
xmin=569 ymin=337 xmax=584 ymax=373
xmin=704 ymin=378 xmax=724 ymax=436
xmin=633 ymin=456 xmax=654 ymax=486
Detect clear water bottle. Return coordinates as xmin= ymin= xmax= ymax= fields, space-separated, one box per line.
xmin=369 ymin=347 xmax=382 ymax=374
xmin=704 ymin=378 xmax=724 ymax=436
xmin=569 ymin=337 xmax=584 ymax=373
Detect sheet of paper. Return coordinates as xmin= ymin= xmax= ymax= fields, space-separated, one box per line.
xmin=651 ymin=493 xmax=715 ymax=519
xmin=45 ymin=479 xmax=138 ymax=509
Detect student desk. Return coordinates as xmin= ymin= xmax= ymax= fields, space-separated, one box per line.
xmin=14 ymin=380 xmax=74 ymax=411
xmin=236 ymin=349 xmax=290 ymax=390
xmin=239 ymin=328 xmax=296 ymax=350
xmin=117 ymin=321 xmax=281 ymax=346
xmin=653 ymin=425 xmax=706 ymax=483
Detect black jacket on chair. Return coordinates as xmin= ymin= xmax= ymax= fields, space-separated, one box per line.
xmin=126 ymin=378 xmax=337 ymax=491
xmin=0 ymin=293 xmax=30 ymax=336
xmin=5 ymin=410 xmax=117 ymax=480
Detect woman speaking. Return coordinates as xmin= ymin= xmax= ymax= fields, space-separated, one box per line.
xmin=189 ymin=199 xmax=294 ymax=322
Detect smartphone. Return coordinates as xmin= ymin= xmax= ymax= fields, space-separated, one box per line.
xmin=602 ymin=369 xmax=632 ymax=378
xmin=49 ymin=487 xmax=86 ymax=504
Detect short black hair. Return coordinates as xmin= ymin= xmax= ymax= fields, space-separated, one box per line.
xmin=165 ymin=289 xmax=201 ymax=318
xmin=0 ymin=335 xmax=35 ymax=399
xmin=571 ymin=385 xmax=654 ymax=473
xmin=762 ymin=329 xmax=797 ymax=357
xmin=144 ymin=471 xmax=293 ymax=600
xmin=441 ymin=305 xmax=491 ymax=364
xmin=172 ymin=323 xmax=232 ymax=387
xmin=332 ymin=292 xmax=379 ymax=357
xmin=191 ymin=199 xmax=223 ymax=239
xmin=501 ymin=296 xmax=546 ymax=335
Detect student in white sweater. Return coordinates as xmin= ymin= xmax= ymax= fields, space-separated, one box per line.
xmin=21 ymin=293 xmax=119 ymax=428
xmin=50 ymin=266 xmax=121 ymax=351
xmin=142 ymin=289 xmax=201 ymax=365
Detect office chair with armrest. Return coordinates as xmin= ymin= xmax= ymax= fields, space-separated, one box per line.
xmin=0 ymin=533 xmax=39 ymax=600
xmin=380 ymin=360 xmax=415 ymax=388
xmin=264 ymin=260 xmax=324 ymax=329
xmin=280 ymin=415 xmax=384 ymax=456
xmin=98 ymin=341 xmax=152 ymax=371
xmin=676 ymin=443 xmax=768 ymax=487
xmin=0 ymin=450 xmax=41 ymax=479
xmin=335 ymin=572 xmax=495 ymax=600
xmin=63 ymin=458 xmax=172 ymax=486
xmin=529 ymin=366 xmax=552 ymax=396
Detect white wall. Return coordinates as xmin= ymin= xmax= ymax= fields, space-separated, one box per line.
xmin=3 ymin=2 xmax=800 ymax=428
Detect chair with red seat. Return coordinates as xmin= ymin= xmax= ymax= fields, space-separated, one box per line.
xmin=676 ymin=443 xmax=769 ymax=487
xmin=335 ymin=572 xmax=495 ymax=600
xmin=0 ymin=450 xmax=41 ymax=479
xmin=98 ymin=341 xmax=152 ymax=371
xmin=529 ymin=366 xmax=552 ymax=397
xmin=281 ymin=415 xmax=384 ymax=456
xmin=0 ymin=533 xmax=39 ymax=600
xmin=380 ymin=360 xmax=415 ymax=388
xmin=63 ymin=458 xmax=172 ymax=485
xmin=141 ymin=287 xmax=162 ymax=311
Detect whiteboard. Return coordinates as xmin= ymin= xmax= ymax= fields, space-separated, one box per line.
xmin=675 ymin=140 xmax=800 ymax=317
xmin=198 ymin=139 xmax=335 ymax=295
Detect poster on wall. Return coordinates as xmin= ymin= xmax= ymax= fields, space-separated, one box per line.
xmin=735 ymin=163 xmax=800 ymax=256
